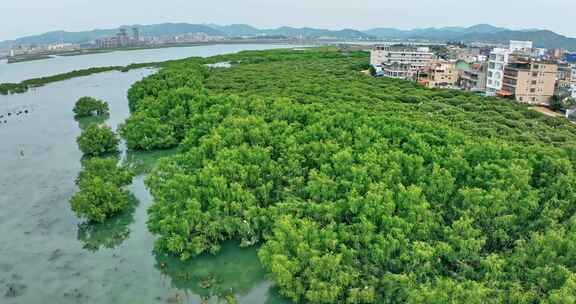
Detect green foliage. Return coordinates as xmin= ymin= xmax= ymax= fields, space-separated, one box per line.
xmin=70 ymin=177 xmax=130 ymax=223
xmin=76 ymin=124 xmax=119 ymax=157
xmin=119 ymin=65 xmax=206 ymax=150
xmin=77 ymin=157 xmax=134 ymax=187
xmin=124 ymin=48 xmax=576 ymax=303
xmin=70 ymin=158 xmax=134 ymax=223
xmin=73 ymin=96 xmax=109 ymax=118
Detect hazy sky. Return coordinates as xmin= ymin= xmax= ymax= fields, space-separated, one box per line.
xmin=2 ymin=0 xmax=575 ymax=41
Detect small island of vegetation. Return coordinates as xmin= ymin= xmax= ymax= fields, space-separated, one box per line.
xmin=73 ymin=96 xmax=110 ymax=118
xmin=76 ymin=124 xmax=119 ymax=157
xmin=70 ymin=157 xmax=134 ymax=223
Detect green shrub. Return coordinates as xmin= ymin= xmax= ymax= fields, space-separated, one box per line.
xmin=77 ymin=157 xmax=133 ymax=187
xmin=70 ymin=177 xmax=129 ymax=223
xmin=77 ymin=124 xmax=119 ymax=157
xmin=73 ymin=96 xmax=109 ymax=118
xmin=119 ymin=113 xmax=177 ymax=150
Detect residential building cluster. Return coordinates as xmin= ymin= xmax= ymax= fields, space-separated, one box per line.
xmin=370 ymin=40 xmax=576 ymax=107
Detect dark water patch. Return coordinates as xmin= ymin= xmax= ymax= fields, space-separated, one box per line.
xmin=4 ymin=282 xmax=26 ymax=298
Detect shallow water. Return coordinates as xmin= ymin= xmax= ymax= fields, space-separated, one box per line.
xmin=0 ymin=52 xmax=289 ymax=303
xmin=0 ymin=44 xmax=297 ymax=83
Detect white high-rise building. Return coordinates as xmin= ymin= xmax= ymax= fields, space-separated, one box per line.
xmin=509 ymin=40 xmax=533 ymax=53
xmin=486 ymin=48 xmax=510 ymax=96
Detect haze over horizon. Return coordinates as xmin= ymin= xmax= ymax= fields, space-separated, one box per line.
xmin=2 ymin=0 xmax=576 ymax=41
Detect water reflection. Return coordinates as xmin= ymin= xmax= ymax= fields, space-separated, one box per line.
xmin=155 ymin=242 xmax=272 ymax=303
xmin=124 ymin=149 xmax=178 ymax=175
xmin=76 ymin=193 xmax=139 ymax=252
xmin=76 ymin=115 xmax=110 ymax=130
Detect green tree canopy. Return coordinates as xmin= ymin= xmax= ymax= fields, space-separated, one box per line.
xmin=70 ymin=177 xmax=130 ymax=223
xmin=76 ymin=124 xmax=119 ymax=157
xmin=73 ymin=96 xmax=109 ymax=118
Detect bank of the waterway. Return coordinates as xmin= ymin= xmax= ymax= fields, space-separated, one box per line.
xmin=0 ymin=43 xmax=300 ymax=84
xmin=0 ymin=47 xmax=292 ymax=303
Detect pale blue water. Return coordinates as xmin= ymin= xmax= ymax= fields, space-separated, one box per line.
xmin=0 ymin=45 xmax=292 ymax=304
xmin=0 ymin=44 xmax=297 ymax=83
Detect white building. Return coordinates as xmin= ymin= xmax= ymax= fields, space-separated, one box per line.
xmin=486 ymin=48 xmax=510 ymax=96
xmin=509 ymin=40 xmax=533 ymax=53
xmin=370 ymin=45 xmax=434 ymax=70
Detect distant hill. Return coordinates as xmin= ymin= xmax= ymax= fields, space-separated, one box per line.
xmin=365 ymin=24 xmax=507 ymax=40
xmin=457 ymin=30 xmax=576 ymax=50
xmin=364 ymin=24 xmax=576 ymax=50
xmin=261 ymin=27 xmax=371 ymax=39
xmin=205 ymin=24 xmax=262 ymax=37
xmin=0 ymin=23 xmax=225 ymax=49
xmin=2 ymin=23 xmax=576 ymax=50
xmin=0 ymin=23 xmax=372 ymax=49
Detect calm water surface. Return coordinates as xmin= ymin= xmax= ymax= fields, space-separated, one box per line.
xmin=0 ymin=46 xmax=290 ymax=304
xmin=0 ymin=44 xmax=297 ymax=83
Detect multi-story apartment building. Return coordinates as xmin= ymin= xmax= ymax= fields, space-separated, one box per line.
xmin=370 ymin=45 xmax=434 ymax=70
xmin=486 ymin=48 xmax=510 ymax=96
xmin=459 ymin=62 xmax=488 ymax=92
xmin=557 ymin=63 xmax=574 ymax=88
xmin=500 ymin=57 xmax=557 ymax=105
xmin=423 ymin=60 xmax=459 ymax=88
xmin=377 ymin=63 xmax=413 ymax=80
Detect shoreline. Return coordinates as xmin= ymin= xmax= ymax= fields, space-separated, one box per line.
xmin=0 ymin=63 xmax=160 ymax=95
xmin=3 ymin=39 xmax=323 ymax=64
xmin=0 ymin=44 xmax=315 ymax=95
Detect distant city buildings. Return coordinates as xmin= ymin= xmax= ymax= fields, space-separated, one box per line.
xmin=509 ymin=40 xmax=533 ymax=53
xmin=95 ymin=28 xmax=143 ymax=49
xmin=7 ymin=43 xmax=79 ymax=57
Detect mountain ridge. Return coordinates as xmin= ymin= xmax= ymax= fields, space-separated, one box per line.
xmin=2 ymin=23 xmax=575 ymax=50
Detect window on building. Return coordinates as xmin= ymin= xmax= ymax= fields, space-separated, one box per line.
xmin=530 ymin=88 xmax=536 ymax=93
